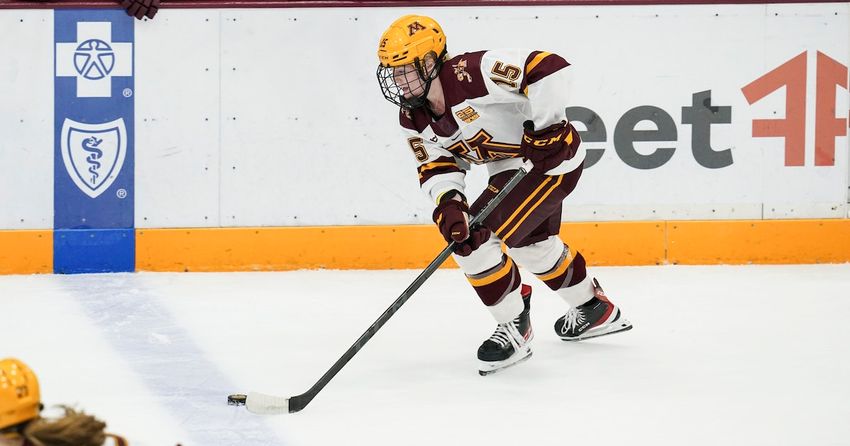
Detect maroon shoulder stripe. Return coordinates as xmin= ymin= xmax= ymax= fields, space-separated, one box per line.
xmin=519 ymin=51 xmax=570 ymax=94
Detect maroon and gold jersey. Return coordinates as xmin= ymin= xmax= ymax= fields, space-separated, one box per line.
xmin=399 ymin=49 xmax=585 ymax=203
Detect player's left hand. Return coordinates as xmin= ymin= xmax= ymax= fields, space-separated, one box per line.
xmin=453 ymin=224 xmax=491 ymax=256
xmin=120 ymin=0 xmax=160 ymax=20
xmin=520 ymin=120 xmax=574 ymax=173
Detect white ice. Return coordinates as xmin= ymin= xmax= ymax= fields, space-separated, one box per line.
xmin=2 ymin=264 xmax=849 ymax=446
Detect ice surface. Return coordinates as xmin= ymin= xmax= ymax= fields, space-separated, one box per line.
xmin=2 ymin=264 xmax=849 ymax=446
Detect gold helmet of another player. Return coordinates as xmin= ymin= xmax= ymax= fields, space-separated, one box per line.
xmin=377 ymin=15 xmax=448 ymax=109
xmin=0 ymin=358 xmax=41 ymax=431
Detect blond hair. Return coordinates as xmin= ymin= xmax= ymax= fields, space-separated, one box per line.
xmin=20 ymin=407 xmax=106 ymax=446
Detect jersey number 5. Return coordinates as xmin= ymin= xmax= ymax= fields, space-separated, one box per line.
xmin=407 ymin=137 xmax=428 ymax=162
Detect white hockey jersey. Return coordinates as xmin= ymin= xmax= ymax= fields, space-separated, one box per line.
xmin=399 ymin=49 xmax=585 ymax=203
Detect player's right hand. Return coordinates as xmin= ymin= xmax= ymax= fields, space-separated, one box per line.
xmin=432 ymin=192 xmax=491 ymax=256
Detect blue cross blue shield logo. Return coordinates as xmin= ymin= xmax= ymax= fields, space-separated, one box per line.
xmin=56 ymin=22 xmax=132 ymax=98
xmin=60 ymin=118 xmax=127 ymax=199
xmin=74 ymin=39 xmax=115 ymax=80
xmin=53 ymin=10 xmax=135 ymax=274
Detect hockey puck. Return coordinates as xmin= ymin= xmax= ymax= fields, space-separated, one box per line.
xmin=227 ymin=394 xmax=247 ymax=406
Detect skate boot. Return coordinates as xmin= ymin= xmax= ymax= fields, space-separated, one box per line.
xmin=555 ymin=278 xmax=632 ymax=341
xmin=478 ymin=284 xmax=533 ymax=376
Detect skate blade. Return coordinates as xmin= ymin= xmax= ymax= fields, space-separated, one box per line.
xmin=560 ymin=319 xmax=632 ymax=342
xmin=478 ymin=349 xmax=533 ymax=376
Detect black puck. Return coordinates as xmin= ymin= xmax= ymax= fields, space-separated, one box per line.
xmin=227 ymin=394 xmax=247 ymax=406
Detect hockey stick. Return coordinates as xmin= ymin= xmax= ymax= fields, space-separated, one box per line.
xmin=228 ymin=161 xmax=534 ymax=414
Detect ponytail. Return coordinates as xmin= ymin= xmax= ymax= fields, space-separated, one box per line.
xmin=21 ymin=407 xmax=106 ymax=446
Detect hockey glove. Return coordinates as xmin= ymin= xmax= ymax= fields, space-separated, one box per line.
xmin=520 ymin=120 xmax=574 ymax=173
xmin=120 ymin=0 xmax=160 ymax=20
xmin=455 ymin=224 xmax=491 ymax=257
xmin=432 ymin=192 xmax=491 ymax=257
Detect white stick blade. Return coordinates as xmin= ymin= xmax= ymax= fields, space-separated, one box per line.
xmin=245 ymin=392 xmax=290 ymax=415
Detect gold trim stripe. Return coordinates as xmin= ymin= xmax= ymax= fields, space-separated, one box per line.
xmin=537 ymin=248 xmax=574 ymax=282
xmin=525 ymin=51 xmax=552 ymax=75
xmin=467 ymin=257 xmax=515 ymax=287
xmin=419 ymin=161 xmax=458 ymax=173
xmin=418 ymin=161 xmax=460 ymax=180
xmin=495 ymin=176 xmax=553 ymax=237
xmin=501 ymin=175 xmax=564 ymax=242
xmin=522 ymin=51 xmax=552 ymax=95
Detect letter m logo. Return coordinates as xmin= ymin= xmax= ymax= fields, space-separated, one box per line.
xmin=408 ymin=21 xmax=426 ymax=36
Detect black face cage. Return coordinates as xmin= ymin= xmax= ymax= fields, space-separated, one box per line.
xmin=377 ymin=51 xmax=445 ymax=110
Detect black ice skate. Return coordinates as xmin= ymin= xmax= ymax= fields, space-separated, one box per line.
xmin=555 ymin=278 xmax=632 ymax=341
xmin=478 ymin=284 xmax=533 ymax=376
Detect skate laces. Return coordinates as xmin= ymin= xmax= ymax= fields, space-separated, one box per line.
xmin=561 ymin=307 xmax=586 ymax=335
xmin=488 ymin=324 xmax=512 ymax=347
xmin=489 ymin=318 xmax=522 ymax=347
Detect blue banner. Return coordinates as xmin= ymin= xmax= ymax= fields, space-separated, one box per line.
xmin=54 ymin=10 xmax=135 ymax=273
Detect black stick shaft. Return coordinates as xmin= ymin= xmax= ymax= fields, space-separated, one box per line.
xmin=288 ymin=164 xmax=531 ymax=412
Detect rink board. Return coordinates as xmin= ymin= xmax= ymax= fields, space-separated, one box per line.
xmin=0 ymin=230 xmax=52 ymax=275
xmin=132 ymin=219 xmax=850 ymax=270
xmin=0 ymin=3 xmax=848 ymax=273
xmin=4 ymin=219 xmax=850 ymax=273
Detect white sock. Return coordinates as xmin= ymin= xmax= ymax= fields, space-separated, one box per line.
xmin=485 ymin=286 xmax=524 ymax=324
xmin=556 ymin=274 xmax=594 ymax=308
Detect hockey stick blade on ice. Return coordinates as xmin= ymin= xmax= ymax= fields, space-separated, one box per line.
xmin=229 ymin=161 xmax=534 ymax=414
xmin=227 ymin=393 xmax=290 ymax=414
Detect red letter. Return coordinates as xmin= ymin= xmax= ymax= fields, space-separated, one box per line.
xmin=815 ymin=51 xmax=848 ymax=166
xmin=742 ymin=52 xmax=807 ymax=166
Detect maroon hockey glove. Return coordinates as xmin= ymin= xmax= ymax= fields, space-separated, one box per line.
xmin=119 ymin=0 xmax=159 ymax=20
xmin=520 ymin=120 xmax=574 ymax=173
xmin=432 ymin=192 xmax=491 ymax=256
xmin=453 ymin=224 xmax=491 ymax=257
xmin=433 ymin=193 xmax=470 ymax=244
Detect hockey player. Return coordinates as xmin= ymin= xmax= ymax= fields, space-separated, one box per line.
xmin=377 ymin=15 xmax=632 ymax=375
xmin=0 ymin=358 xmax=129 ymax=446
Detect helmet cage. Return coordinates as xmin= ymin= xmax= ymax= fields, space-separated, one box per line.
xmin=377 ymin=49 xmax=446 ymax=110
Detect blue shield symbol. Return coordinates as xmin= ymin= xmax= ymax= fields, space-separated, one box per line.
xmin=60 ymin=118 xmax=127 ymax=198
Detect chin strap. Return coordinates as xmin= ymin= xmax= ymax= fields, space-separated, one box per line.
xmin=401 ymin=50 xmax=447 ymax=111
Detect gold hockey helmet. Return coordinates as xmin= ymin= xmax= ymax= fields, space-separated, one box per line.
xmin=377 ymin=14 xmax=446 ymax=68
xmin=0 ymin=358 xmax=41 ymax=430
xmin=376 ymin=15 xmax=448 ymax=109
